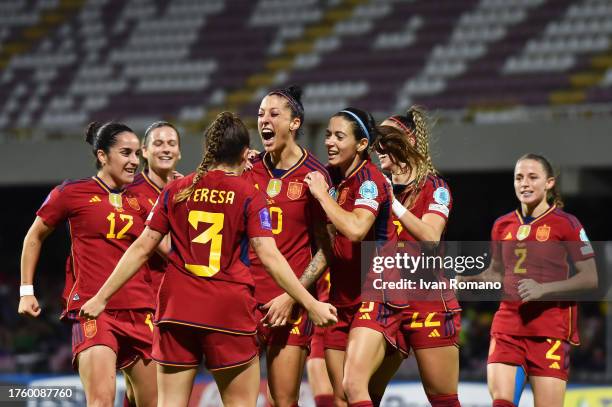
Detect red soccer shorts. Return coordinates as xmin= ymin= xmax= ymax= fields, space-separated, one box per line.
xmin=324 ymin=302 xmax=402 ymax=352
xmin=309 ymin=326 xmax=326 ymax=360
xmin=397 ymin=310 xmax=461 ymax=356
xmin=488 ymin=333 xmax=571 ymax=381
xmin=152 ymin=323 xmax=258 ymax=371
xmin=255 ymin=304 xmax=314 ymax=350
xmin=71 ymin=309 xmax=154 ymax=370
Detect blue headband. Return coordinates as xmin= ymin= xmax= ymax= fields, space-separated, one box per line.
xmin=340 ymin=110 xmax=370 ymax=142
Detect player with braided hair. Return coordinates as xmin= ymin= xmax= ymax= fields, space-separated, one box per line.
xmin=80 ymin=112 xmax=337 ymax=407
xmin=370 ymin=107 xmax=461 ymax=407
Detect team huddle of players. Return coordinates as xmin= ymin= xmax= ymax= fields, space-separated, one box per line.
xmin=18 ymin=85 xmax=597 ymax=407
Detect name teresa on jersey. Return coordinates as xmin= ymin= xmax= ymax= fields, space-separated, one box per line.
xmin=191 ymin=188 xmax=235 ymax=204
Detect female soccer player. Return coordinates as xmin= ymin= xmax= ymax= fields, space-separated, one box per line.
xmin=124 ymin=121 xmax=181 ymax=406
xmin=244 ymin=85 xmax=333 ymax=407
xmin=129 ymin=121 xmax=182 ymax=294
xmin=486 ymin=154 xmax=597 ymax=407
xmin=304 ymin=107 xmax=401 ymax=407
xmin=18 ymin=122 xmax=158 ymax=407
xmin=80 ymin=112 xmax=337 ymax=407
xmin=370 ymin=108 xmax=461 ymax=407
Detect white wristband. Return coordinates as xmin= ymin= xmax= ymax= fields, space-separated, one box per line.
xmin=392 ymin=199 xmax=407 ymax=218
xmin=20 ymin=285 xmax=34 ymax=297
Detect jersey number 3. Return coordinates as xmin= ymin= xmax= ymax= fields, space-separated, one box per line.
xmin=185 ymin=210 xmax=224 ymax=277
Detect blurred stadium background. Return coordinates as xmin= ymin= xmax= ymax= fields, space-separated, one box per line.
xmin=0 ymin=0 xmax=611 ymax=405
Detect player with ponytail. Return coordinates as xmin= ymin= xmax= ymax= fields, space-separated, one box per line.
xmin=371 ymin=106 xmax=461 ymax=407
xmin=19 ymin=121 xmax=158 ymax=407
xmin=80 ymin=112 xmax=337 ymax=406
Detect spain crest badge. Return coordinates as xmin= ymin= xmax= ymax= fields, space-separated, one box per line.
xmin=536 ymin=224 xmax=550 ymax=242
xmin=83 ymin=319 xmax=97 ymax=338
xmin=287 ymin=182 xmax=303 ymax=200
xmin=127 ymin=197 xmax=140 ymax=211
xmin=338 ymin=188 xmax=349 ymax=205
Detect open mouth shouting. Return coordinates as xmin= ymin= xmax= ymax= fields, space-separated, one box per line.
xmin=261 ymin=128 xmax=275 ymax=149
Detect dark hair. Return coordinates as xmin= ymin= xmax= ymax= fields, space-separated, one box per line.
xmin=175 ymin=112 xmax=250 ymax=203
xmin=141 ymin=121 xmax=181 ymax=169
xmin=143 ymin=121 xmax=181 ymax=146
xmin=516 ymin=153 xmax=563 ymax=208
xmin=85 ymin=121 xmax=134 ymax=169
xmin=333 ymin=107 xmax=378 ymax=159
xmin=267 ymin=84 xmax=305 ymax=138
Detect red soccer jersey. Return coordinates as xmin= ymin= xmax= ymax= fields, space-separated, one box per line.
xmin=394 ymin=175 xmax=459 ymax=311
xmin=316 ymin=270 xmax=331 ymax=302
xmin=243 ymin=148 xmax=329 ymax=303
xmin=394 ymin=175 xmax=452 ymax=242
xmin=146 ymin=170 xmax=273 ymax=333
xmin=128 ymin=170 xmax=167 ymax=293
xmin=328 ymin=159 xmax=397 ymax=306
xmin=129 ymin=170 xmax=162 ymax=207
xmin=490 ymin=206 xmax=594 ymax=344
xmin=37 ymin=177 xmax=155 ymax=313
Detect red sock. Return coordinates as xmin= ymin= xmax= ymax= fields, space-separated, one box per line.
xmin=428 ymin=393 xmax=461 ymax=407
xmin=123 ymin=394 xmax=132 ymax=407
xmin=348 ymin=402 xmax=373 ymax=407
xmin=314 ymin=395 xmax=335 ymax=407
xmin=493 ymin=400 xmax=515 ymax=407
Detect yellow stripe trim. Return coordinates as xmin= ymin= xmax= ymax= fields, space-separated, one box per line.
xmin=515 ymin=204 xmax=556 ymax=225
xmin=92 ymin=176 xmax=111 ymax=194
xmin=343 ymin=159 xmax=368 ymax=183
xmin=154 ymin=360 xmax=200 ymax=368
xmin=142 ymin=171 xmax=162 ymax=194
xmin=208 ymin=354 xmax=258 ymax=372
xmin=64 ymin=220 xmax=78 ymax=314
xmin=157 ymin=320 xmax=257 ymax=336
xmin=262 ymin=147 xmax=308 ymax=179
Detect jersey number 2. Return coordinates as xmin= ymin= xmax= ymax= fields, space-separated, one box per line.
xmin=185 ymin=210 xmax=224 ymax=277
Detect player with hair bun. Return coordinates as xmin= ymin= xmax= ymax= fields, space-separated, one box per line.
xmin=485 ymin=154 xmax=597 ymax=407
xmin=304 ymin=107 xmax=401 ymax=407
xmin=80 ymin=112 xmax=337 ymax=407
xmin=371 ymin=107 xmax=461 ymax=407
xmin=244 ymin=85 xmax=334 ymax=407
xmin=19 ymin=121 xmax=158 ymax=407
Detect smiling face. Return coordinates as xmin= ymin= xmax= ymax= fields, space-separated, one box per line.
xmin=514 ymin=158 xmax=554 ymax=208
xmin=97 ymin=132 xmax=141 ymax=188
xmin=257 ymin=94 xmax=300 ymax=153
xmin=376 ymin=145 xmax=394 ymax=172
xmin=325 ymin=115 xmax=368 ymax=172
xmin=142 ymin=125 xmax=181 ymax=173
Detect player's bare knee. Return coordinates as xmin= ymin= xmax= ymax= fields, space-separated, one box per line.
xmin=85 ymin=392 xmax=115 ymax=407
xmin=342 ymin=371 xmax=368 ymax=401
